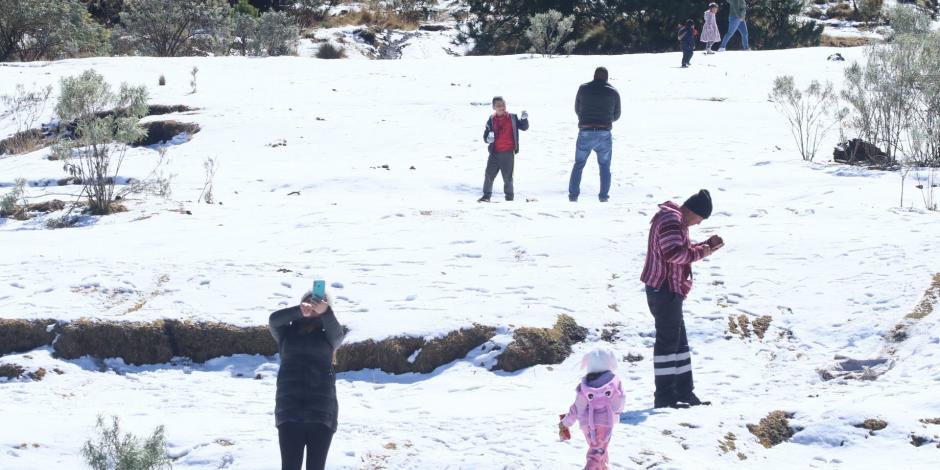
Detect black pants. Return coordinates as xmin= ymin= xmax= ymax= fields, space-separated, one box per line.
xmin=483 ymin=151 xmax=515 ymax=199
xmin=278 ymin=422 xmax=334 ymax=470
xmin=646 ymin=285 xmax=693 ymax=403
xmin=681 ymin=49 xmax=693 ymax=67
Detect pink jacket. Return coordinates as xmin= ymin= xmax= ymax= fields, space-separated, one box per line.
xmin=561 ymin=372 xmax=625 ymax=438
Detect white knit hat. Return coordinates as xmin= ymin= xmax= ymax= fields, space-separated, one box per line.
xmin=581 ymin=347 xmax=618 ymax=374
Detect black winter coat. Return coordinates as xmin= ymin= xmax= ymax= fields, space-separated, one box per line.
xmin=269 ymin=306 xmax=346 ymax=430
xmin=575 ymin=80 xmax=622 ymax=129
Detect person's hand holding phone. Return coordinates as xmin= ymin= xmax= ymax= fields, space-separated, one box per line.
xmin=300 ymin=299 xmax=329 ymax=318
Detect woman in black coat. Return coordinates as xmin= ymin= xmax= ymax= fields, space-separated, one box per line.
xmin=269 ymin=292 xmax=345 ymax=470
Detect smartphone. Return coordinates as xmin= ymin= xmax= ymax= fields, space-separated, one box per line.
xmin=312 ymin=280 xmax=326 ymax=301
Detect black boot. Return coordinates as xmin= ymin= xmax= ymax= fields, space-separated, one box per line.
xmin=654 ymin=398 xmax=690 ymax=409
xmin=679 ymin=393 xmax=711 ymax=407
xmin=478 ymin=195 xmax=490 ymax=203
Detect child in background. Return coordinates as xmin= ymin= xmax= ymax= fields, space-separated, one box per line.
xmin=678 ymin=19 xmax=697 ymax=68
xmin=559 ymin=348 xmax=626 ymax=470
xmin=701 ymin=3 xmax=722 ymax=54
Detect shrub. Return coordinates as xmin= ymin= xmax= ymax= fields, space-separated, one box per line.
xmin=81 ymin=416 xmax=172 ymax=470
xmin=525 ymin=10 xmax=575 ymax=57
xmin=52 ymin=69 xmax=148 ymax=215
xmin=887 ymin=3 xmax=933 ymax=37
xmin=857 ymin=0 xmax=885 ymax=21
xmin=316 ymin=43 xmax=346 ymax=59
xmin=0 ymin=178 xmax=27 ymax=217
xmin=257 ymin=11 xmax=300 ymax=56
xmin=233 ymin=0 xmax=260 ymax=18
xmin=770 ymin=76 xmax=846 ymax=161
xmin=120 ymin=0 xmax=233 ymax=57
xmin=0 ymin=0 xmax=109 ymax=62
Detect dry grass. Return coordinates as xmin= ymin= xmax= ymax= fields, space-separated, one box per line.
xmin=854 ymin=418 xmax=888 ymax=433
xmin=747 ymin=411 xmax=796 ymax=448
xmin=321 ymin=7 xmax=421 ymax=31
xmin=0 ymin=363 xmax=26 ymax=380
xmin=53 ymin=319 xmax=174 ymax=365
xmin=821 ymin=34 xmax=876 ymax=47
xmin=0 ymin=129 xmax=48 ymax=155
xmin=908 ymin=273 xmax=940 ymax=320
xmin=0 ymin=319 xmax=57 ymax=355
xmin=496 ymin=314 xmax=588 ymax=372
xmin=166 ymin=320 xmax=277 ymax=363
xmin=336 ymin=324 xmax=495 ymax=374
xmin=752 ymin=315 xmax=773 ymax=339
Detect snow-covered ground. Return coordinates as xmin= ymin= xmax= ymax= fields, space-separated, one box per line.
xmin=2 ymin=47 xmax=940 ymax=469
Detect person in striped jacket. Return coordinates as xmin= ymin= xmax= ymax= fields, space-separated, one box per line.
xmin=640 ymin=189 xmax=724 ymax=409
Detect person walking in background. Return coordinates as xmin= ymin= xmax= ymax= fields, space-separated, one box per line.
xmin=718 ymin=0 xmax=749 ymax=51
xmin=570 ymin=67 xmax=621 ymax=202
xmin=270 ymin=291 xmax=346 ymax=470
xmin=559 ymin=348 xmax=626 ymax=470
xmin=479 ymin=96 xmax=529 ymax=203
xmin=641 ymin=190 xmax=724 ymax=409
xmin=701 ymin=3 xmax=721 ymax=54
xmin=678 ymin=19 xmax=697 ymax=68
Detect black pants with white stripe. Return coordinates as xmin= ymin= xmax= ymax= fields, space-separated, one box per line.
xmin=646 ymin=285 xmax=694 ymax=403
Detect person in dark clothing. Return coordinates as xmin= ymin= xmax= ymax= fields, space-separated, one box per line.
xmin=269 ymin=291 xmax=346 ymax=470
xmin=570 ymin=67 xmax=621 ymax=202
xmin=479 ymin=96 xmax=529 ymax=202
xmin=678 ymin=19 xmax=697 ymax=68
xmin=640 ymin=190 xmax=724 ymax=409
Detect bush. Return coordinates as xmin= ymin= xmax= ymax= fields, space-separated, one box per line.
xmin=52 ymin=69 xmax=149 ymax=215
xmin=857 ymin=0 xmax=885 ymax=21
xmin=81 ymin=416 xmax=172 ymax=470
xmin=120 ymin=0 xmax=233 ymax=56
xmin=316 ymin=43 xmax=346 ymax=59
xmin=0 ymin=178 xmax=27 ymax=217
xmin=841 ymin=33 xmax=940 ymax=167
xmin=0 ymin=0 xmax=109 ymax=62
xmin=257 ymin=11 xmax=300 ymax=56
xmin=887 ymin=4 xmax=934 ymax=37
xmin=233 ymin=0 xmax=260 ymax=18
xmin=770 ymin=76 xmax=845 ymax=162
xmin=525 ymin=10 xmax=575 ymax=57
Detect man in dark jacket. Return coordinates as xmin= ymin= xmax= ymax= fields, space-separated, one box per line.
xmin=570 ymin=67 xmax=621 ymax=202
xmin=479 ymin=96 xmax=529 ymax=202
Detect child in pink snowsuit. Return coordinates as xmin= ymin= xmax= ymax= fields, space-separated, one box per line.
xmin=559 ymin=348 xmax=626 ymax=470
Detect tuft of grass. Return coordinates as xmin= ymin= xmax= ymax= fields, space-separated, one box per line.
xmin=747 ymin=411 xmax=797 ymax=448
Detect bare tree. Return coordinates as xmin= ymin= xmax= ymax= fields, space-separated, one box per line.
xmin=770 ymin=76 xmax=846 ymax=162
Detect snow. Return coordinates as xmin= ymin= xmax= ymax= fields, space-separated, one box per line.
xmin=2 ymin=47 xmax=940 ymax=468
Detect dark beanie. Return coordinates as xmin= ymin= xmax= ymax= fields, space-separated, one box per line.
xmin=684 ymin=189 xmax=712 ymax=219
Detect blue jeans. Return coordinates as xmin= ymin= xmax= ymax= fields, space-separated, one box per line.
xmin=568 ymin=130 xmax=612 ymax=200
xmin=720 ymin=16 xmax=749 ymax=50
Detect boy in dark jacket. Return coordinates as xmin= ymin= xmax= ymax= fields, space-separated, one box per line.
xmin=678 ymin=19 xmax=697 ymax=68
xmin=479 ymin=96 xmax=529 ymax=202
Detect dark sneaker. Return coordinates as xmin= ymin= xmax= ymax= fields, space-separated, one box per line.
xmin=654 ymin=399 xmax=690 ymax=409
xmin=505 ymin=196 xmax=514 ymax=202
xmin=599 ymin=197 xmax=609 ymax=203
xmin=679 ymin=394 xmax=711 ymax=407
xmin=569 ymin=196 xmax=578 ymax=202
xmin=477 ymin=196 xmax=490 ymax=203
